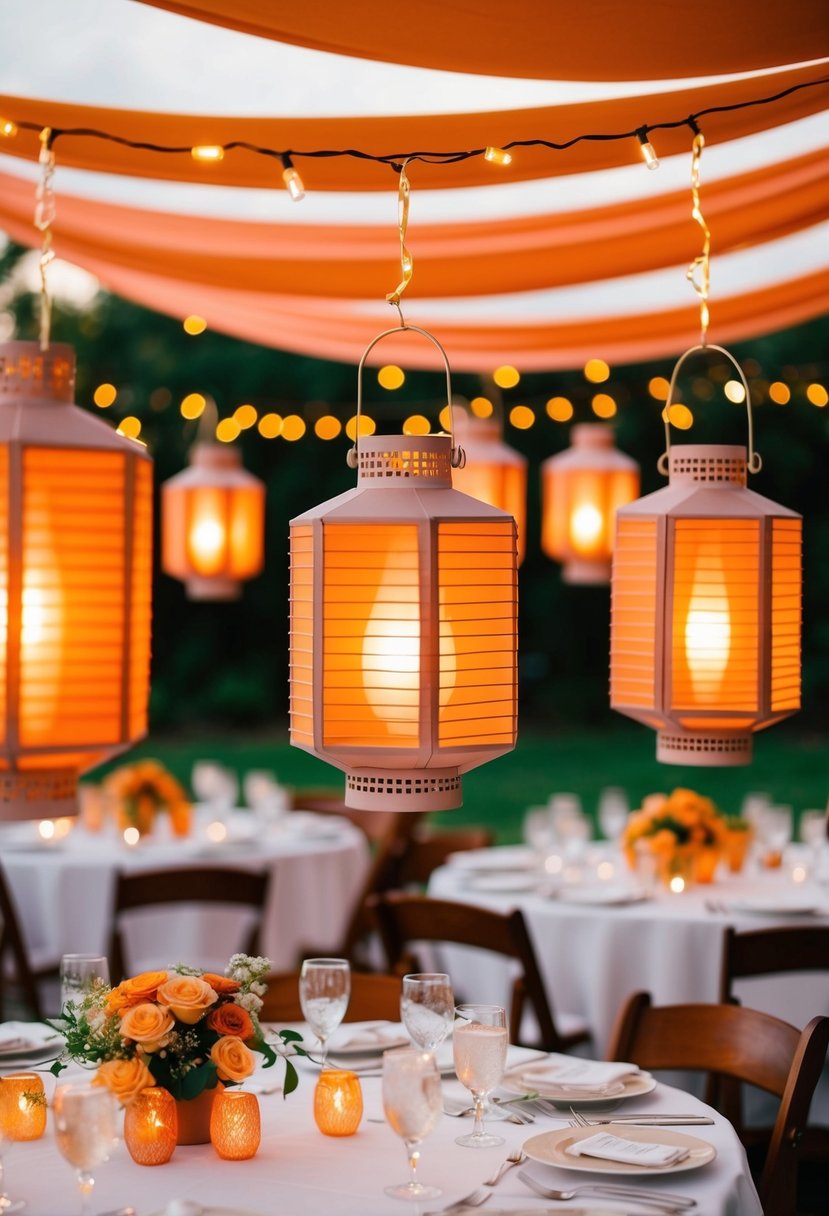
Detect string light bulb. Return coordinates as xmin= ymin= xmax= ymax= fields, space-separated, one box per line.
xmin=190 ymin=145 xmax=225 ymax=163
xmin=0 ymin=118 xmax=18 ymax=138
xmin=280 ymin=153 xmax=306 ymax=202
xmin=636 ymin=127 xmax=659 ymax=170
xmin=484 ymin=146 xmax=512 ymax=166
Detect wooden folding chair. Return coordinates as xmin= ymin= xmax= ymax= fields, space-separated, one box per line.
xmin=259 ymin=970 xmax=402 ymax=1023
xmin=108 ymin=867 xmax=270 ymax=982
xmin=395 ymin=826 xmax=495 ymax=888
xmin=370 ymin=892 xmax=589 ymax=1053
xmin=0 ymin=864 xmax=56 ymax=1020
xmin=608 ymin=992 xmax=829 ymax=1216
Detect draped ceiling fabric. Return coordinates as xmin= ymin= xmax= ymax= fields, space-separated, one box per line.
xmin=1 ymin=3 xmax=828 ymax=370
xmin=137 ymin=0 xmax=829 ymax=82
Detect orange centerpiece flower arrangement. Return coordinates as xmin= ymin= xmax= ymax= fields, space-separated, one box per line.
xmin=50 ymin=955 xmax=301 ymax=1121
xmin=104 ymin=758 xmax=192 ymax=838
xmin=623 ymin=788 xmax=727 ymax=886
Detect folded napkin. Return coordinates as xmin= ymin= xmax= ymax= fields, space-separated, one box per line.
xmin=328 ymin=1021 xmax=407 ymax=1054
xmin=517 ymin=1054 xmax=639 ymax=1095
xmin=0 ymin=1022 xmax=56 ymax=1055
xmin=567 ymin=1130 xmax=690 ymax=1167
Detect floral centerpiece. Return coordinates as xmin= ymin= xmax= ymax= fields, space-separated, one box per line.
xmin=50 ymin=955 xmax=301 ymax=1136
xmin=623 ymin=787 xmax=728 ymax=885
xmin=104 ymin=758 xmax=191 ymax=837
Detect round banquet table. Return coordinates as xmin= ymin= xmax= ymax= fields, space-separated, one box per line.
xmin=4 ymin=1045 xmax=762 ymax=1215
xmin=0 ymin=810 xmax=370 ymax=977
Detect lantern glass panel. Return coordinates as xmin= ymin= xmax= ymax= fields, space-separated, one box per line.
xmin=771 ymin=518 xmax=801 ymax=712
xmin=229 ymin=489 xmax=264 ymax=577
xmin=289 ymin=524 xmax=314 ymax=747
xmin=186 ymin=487 xmax=229 ymax=576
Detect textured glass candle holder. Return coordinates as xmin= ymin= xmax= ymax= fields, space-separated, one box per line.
xmin=210 ymin=1090 xmax=261 ymax=1160
xmin=123 ymin=1087 xmax=178 ymax=1166
xmin=0 ymin=1073 xmax=47 ymax=1140
xmin=313 ymin=1070 xmax=363 ymax=1137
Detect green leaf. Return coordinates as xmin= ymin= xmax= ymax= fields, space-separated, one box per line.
xmin=282 ymin=1059 xmax=299 ymax=1097
xmin=178 ymin=1061 xmax=218 ymax=1102
xmin=49 ymin=1059 xmax=67 ymax=1078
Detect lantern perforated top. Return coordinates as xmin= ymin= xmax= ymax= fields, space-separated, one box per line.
xmin=610 ymin=444 xmax=801 ymax=765
xmin=0 ymin=341 xmax=153 ymax=819
xmin=289 ymin=433 xmax=518 ymax=810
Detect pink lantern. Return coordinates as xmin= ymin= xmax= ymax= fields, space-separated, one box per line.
xmin=451 ymin=412 xmax=527 ymax=565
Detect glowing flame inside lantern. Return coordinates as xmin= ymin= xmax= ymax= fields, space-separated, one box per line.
xmin=570 ymin=503 xmax=603 ymax=554
xmin=189 ymin=515 xmax=226 ymax=575
xmin=684 ymin=556 xmax=731 ymax=701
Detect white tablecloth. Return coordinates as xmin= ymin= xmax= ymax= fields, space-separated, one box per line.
xmin=0 ymin=812 xmax=370 ymax=976
xmin=5 ymin=1045 xmax=762 ymax=1215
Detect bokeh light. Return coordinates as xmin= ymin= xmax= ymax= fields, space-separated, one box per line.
xmin=183 ymin=315 xmax=207 ymax=336
xmin=546 ymin=396 xmax=574 ymax=422
xmin=768 ymin=382 xmax=791 ymax=405
xmin=180 ymin=392 xmax=206 ymax=420
xmin=509 ymin=405 xmax=535 ymax=429
xmin=345 ymin=415 xmax=376 ymax=440
xmin=470 ymin=396 xmax=494 ymax=418
xmin=403 ymin=414 xmax=431 ymax=436
xmin=648 ymin=377 xmax=670 ymax=401
xmin=724 ymin=380 xmax=746 ymax=404
xmin=806 ymin=383 xmax=828 ymax=407
xmin=233 ymin=404 xmax=258 ymax=429
xmin=377 ymin=365 xmax=405 ymax=390
xmin=281 ymin=415 xmax=306 ymax=441
xmin=584 ymin=358 xmax=610 ymax=384
xmin=314 ymin=415 xmax=342 ymax=440
xmin=93 ymin=383 xmax=117 ymax=408
xmin=116 ymin=416 xmax=141 ymax=439
xmin=591 ymin=393 xmax=617 ymax=419
xmin=216 ymin=418 xmax=240 ymax=443
xmin=258 ymin=413 xmax=283 ymax=438
xmin=493 ymin=365 xmax=520 ymax=389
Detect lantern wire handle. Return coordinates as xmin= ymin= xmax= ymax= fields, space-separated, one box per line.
xmin=686 ymin=128 xmax=711 ymax=348
xmin=33 ymin=127 xmax=56 ymax=352
xmin=347 ymin=323 xmax=465 ymax=470
xmin=386 ymin=158 xmax=413 ymax=321
xmin=658 ymin=343 xmax=762 ymax=477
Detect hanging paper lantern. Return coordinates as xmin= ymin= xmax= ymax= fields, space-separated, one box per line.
xmin=161 ymin=443 xmax=264 ymax=600
xmin=542 ymin=424 xmax=640 ymax=584
xmin=290 ymin=320 xmax=518 ymax=815
xmin=450 ymin=411 xmax=528 ymax=565
xmin=0 ymin=341 xmax=153 ymax=820
xmin=611 ymin=435 xmax=801 ymax=765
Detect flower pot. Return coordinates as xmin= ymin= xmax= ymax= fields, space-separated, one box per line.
xmin=175 ymin=1085 xmax=221 ymax=1145
xmin=692 ymin=845 xmax=721 ymax=884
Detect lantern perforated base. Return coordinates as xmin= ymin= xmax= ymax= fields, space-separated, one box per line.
xmin=0 ymin=768 xmax=78 ymax=820
xmin=185 ymin=577 xmax=241 ymax=601
xmin=562 ymin=558 xmax=612 ymax=585
xmin=657 ymin=731 xmax=752 ymax=767
xmin=345 ymin=767 xmax=462 ymax=811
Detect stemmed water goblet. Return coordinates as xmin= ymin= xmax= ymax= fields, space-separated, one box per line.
xmin=298 ymin=958 xmax=350 ymax=1066
xmin=0 ymin=1121 xmax=24 ymax=1213
xmin=400 ymin=973 xmax=454 ymax=1053
xmin=53 ymin=1083 xmax=119 ymax=1215
xmin=452 ymin=1003 xmax=508 ymax=1148
xmin=382 ymin=1047 xmax=443 ymax=1201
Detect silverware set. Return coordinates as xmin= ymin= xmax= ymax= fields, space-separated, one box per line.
xmin=569 ymin=1105 xmax=714 ymax=1128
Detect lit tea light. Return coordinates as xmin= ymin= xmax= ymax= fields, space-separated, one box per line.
xmin=38 ymin=820 xmax=56 ymax=841
xmin=544 ymin=854 xmax=564 ymax=875
xmin=313 ymin=1070 xmax=362 ymax=1137
xmin=54 ymin=817 xmax=73 ymax=838
xmin=123 ymin=826 xmax=140 ymax=847
xmin=791 ymin=865 xmax=808 ymax=884
xmin=210 ymin=1090 xmax=261 ymax=1159
xmin=124 ymin=1087 xmax=177 ymax=1165
xmin=0 ymin=1073 xmax=47 ymax=1140
xmin=206 ymin=820 xmax=228 ymax=843
xmin=596 ymin=861 xmax=615 ymax=882
xmin=669 ymin=875 xmax=686 ymax=894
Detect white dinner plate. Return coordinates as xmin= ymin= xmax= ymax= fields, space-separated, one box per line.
xmin=464 ymin=872 xmax=541 ymax=894
xmin=447 ymin=846 xmax=538 ymax=873
xmin=0 ymin=1022 xmax=63 ymax=1063
xmin=502 ymin=1068 xmax=655 ymax=1105
xmin=728 ymin=894 xmax=821 ymax=916
xmin=523 ymin=1124 xmax=716 ymax=1176
xmin=557 ymin=885 xmax=649 ymax=906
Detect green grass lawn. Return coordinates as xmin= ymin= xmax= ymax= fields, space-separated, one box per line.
xmin=97 ymin=722 xmax=828 ymax=844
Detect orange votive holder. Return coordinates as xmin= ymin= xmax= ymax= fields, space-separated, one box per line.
xmin=123 ymin=1087 xmax=178 ymax=1166
xmin=313 ymin=1069 xmax=363 ymax=1137
xmin=210 ymin=1089 xmax=261 ymax=1160
xmin=0 ymin=1073 xmax=47 ymax=1140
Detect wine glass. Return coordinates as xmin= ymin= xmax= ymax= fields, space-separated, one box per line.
xmin=298 ymin=958 xmax=350 ymax=1066
xmin=400 ymin=974 xmax=454 ymax=1053
xmin=0 ymin=1121 xmax=24 ymax=1213
xmin=53 ymin=1084 xmax=119 ymax=1215
xmin=382 ymin=1047 xmax=443 ymax=1201
xmin=452 ymin=1003 xmax=508 ymax=1148
xmin=598 ymin=787 xmax=629 ymax=845
xmin=60 ymin=955 xmax=110 ymax=1016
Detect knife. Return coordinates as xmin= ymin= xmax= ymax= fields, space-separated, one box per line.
xmin=580 ymin=1115 xmax=714 ymax=1126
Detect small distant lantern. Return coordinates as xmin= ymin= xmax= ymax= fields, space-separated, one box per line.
xmin=451 ymin=411 xmax=528 ymax=565
xmin=542 ymin=424 xmax=639 ymax=584
xmin=0 ymin=341 xmax=153 ymax=820
xmin=162 ymin=443 xmax=264 ymax=600
xmin=289 ymin=326 xmax=518 ymax=812
xmin=610 ymin=357 xmax=801 ymax=766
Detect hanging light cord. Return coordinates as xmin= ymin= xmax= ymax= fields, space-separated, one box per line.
xmin=33 ymin=127 xmax=56 ymax=351
xmin=6 ymin=74 xmax=827 ymax=171
xmin=686 ymin=124 xmax=711 ymax=347
xmin=386 ymin=159 xmax=413 ymax=319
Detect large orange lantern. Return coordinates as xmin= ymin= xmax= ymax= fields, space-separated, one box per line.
xmin=162 ymin=443 xmax=264 ymax=600
xmin=610 ymin=351 xmax=801 ymax=766
xmin=289 ymin=327 xmax=518 ymax=812
xmin=542 ymin=424 xmax=639 ymax=583
xmin=0 ymin=341 xmax=153 ymax=820
xmin=451 ymin=412 xmax=527 ymax=565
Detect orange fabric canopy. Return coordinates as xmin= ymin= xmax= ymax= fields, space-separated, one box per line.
xmin=137 ymin=0 xmax=829 ymax=82
xmin=1 ymin=148 xmax=826 ymax=299
xmin=2 ymin=62 xmax=827 ymax=191
xmin=60 ymin=253 xmax=829 ymax=372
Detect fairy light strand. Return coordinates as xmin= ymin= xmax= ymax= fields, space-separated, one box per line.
xmin=686 ymin=126 xmax=711 ymax=346
xmin=3 ymin=74 xmax=826 ymax=177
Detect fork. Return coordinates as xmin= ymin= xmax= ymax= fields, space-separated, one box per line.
xmin=569 ymin=1105 xmax=713 ymax=1128
xmin=424 ymin=1186 xmax=491 ymax=1214
xmin=518 ymin=1168 xmax=696 ymax=1209
xmin=484 ymin=1147 xmax=527 ymax=1186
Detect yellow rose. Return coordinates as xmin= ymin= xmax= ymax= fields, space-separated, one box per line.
xmin=119 ymin=1002 xmax=175 ymax=1051
xmin=93 ymin=1057 xmax=154 ymax=1105
xmin=210 ymin=1035 xmax=255 ymax=1083
xmin=157 ymin=976 xmax=218 ymax=1024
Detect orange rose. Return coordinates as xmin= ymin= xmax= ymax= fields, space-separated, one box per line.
xmin=157 ymin=976 xmax=218 ymax=1024
xmin=93 ymin=1057 xmax=154 ymax=1105
xmin=201 ymin=973 xmax=241 ymax=995
xmin=107 ymin=971 xmax=169 ymax=1015
xmin=120 ymin=1002 xmax=175 ymax=1051
xmin=207 ymin=1003 xmax=254 ymax=1041
xmin=210 ymin=1035 xmax=255 ymax=1083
